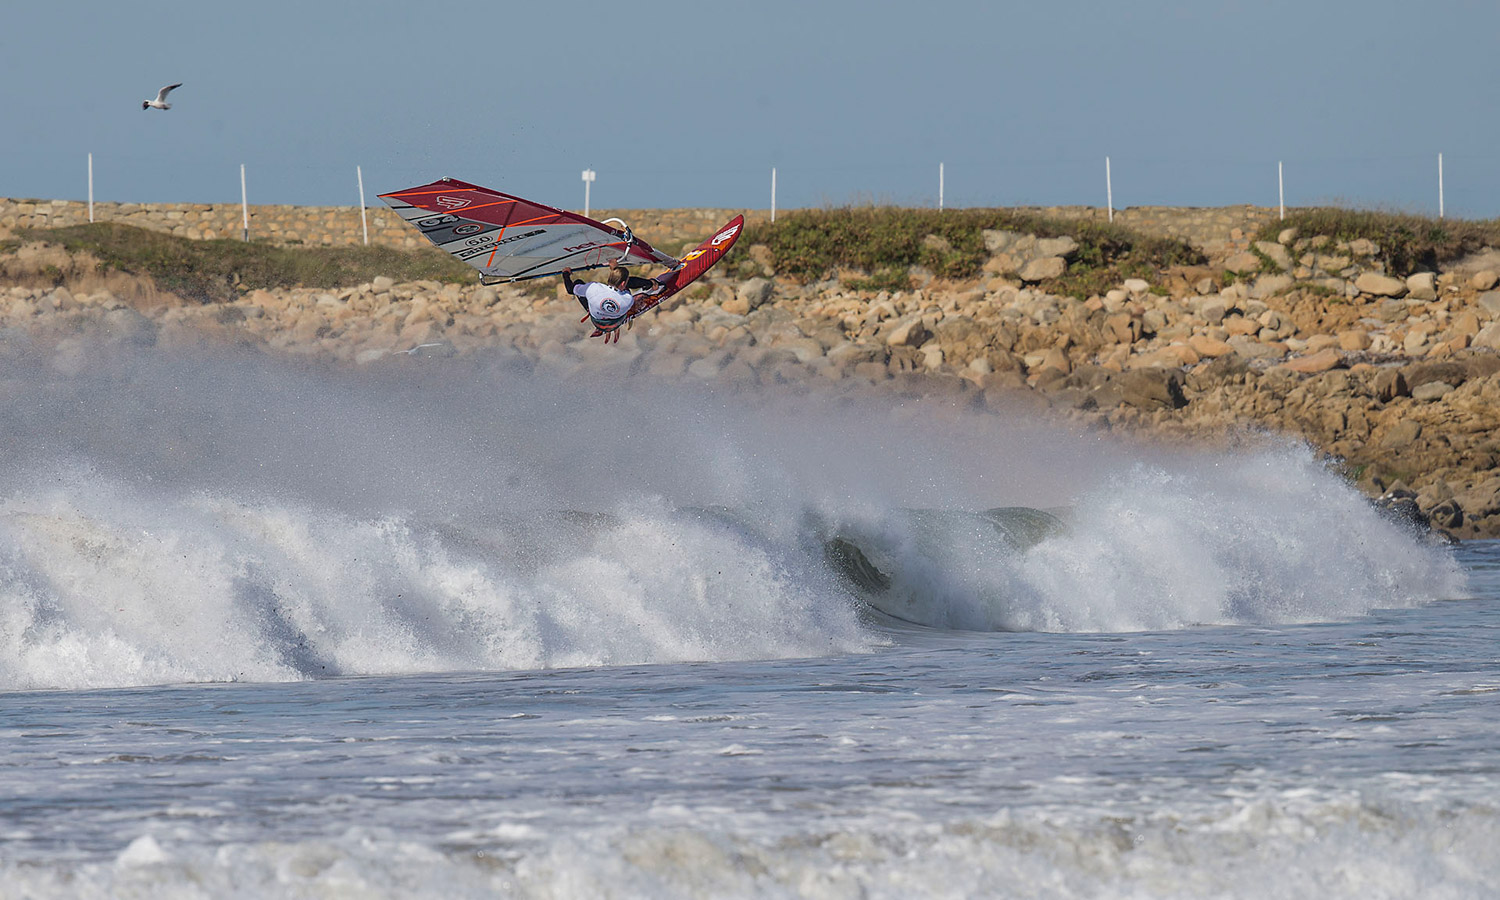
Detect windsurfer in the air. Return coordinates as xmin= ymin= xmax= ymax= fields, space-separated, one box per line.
xmin=561 ymin=260 xmax=670 ymax=342
xmin=561 ymin=263 xmax=636 ymax=342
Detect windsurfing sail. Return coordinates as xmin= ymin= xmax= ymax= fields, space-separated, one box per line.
xmin=379 ymin=178 xmax=679 ymax=283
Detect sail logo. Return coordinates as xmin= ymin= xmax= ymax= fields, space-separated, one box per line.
xmin=415 ymin=214 xmax=459 ymax=230
xmin=435 ymin=195 xmax=471 ymax=210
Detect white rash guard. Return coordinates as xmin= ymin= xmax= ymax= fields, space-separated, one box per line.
xmin=574 ymin=282 xmax=636 ymax=323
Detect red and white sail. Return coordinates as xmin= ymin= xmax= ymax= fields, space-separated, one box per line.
xmin=379 ymin=178 xmax=678 ymax=282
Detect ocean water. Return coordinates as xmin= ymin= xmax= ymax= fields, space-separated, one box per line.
xmin=0 ymin=347 xmax=1495 ymax=898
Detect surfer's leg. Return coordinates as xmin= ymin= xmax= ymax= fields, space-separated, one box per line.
xmin=640 ymin=272 xmax=671 ymax=296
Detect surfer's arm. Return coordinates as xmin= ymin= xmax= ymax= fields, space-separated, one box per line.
xmin=561 ymin=268 xmax=590 ymax=312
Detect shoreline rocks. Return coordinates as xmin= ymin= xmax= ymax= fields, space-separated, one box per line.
xmin=6 ymin=214 xmax=1500 ymax=540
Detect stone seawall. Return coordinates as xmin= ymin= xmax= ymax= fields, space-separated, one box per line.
xmin=1016 ymin=205 xmax=1280 ymax=259
xmin=1 ymin=198 xmax=1276 ymax=258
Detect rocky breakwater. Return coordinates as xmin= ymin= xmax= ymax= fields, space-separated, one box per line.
xmin=5 ymin=218 xmax=1500 ymax=538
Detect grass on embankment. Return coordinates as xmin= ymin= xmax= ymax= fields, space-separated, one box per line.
xmin=19 ymin=212 xmax=1217 ymax=305
xmin=1258 ymin=208 xmax=1500 ymax=277
xmin=16 ymin=223 xmax=474 ymax=303
xmin=737 ymin=208 xmax=1205 ymax=298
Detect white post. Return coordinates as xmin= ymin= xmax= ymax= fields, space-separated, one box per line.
xmin=771 ymin=167 xmax=776 ymax=223
xmin=1438 ymin=153 xmax=1445 ymax=219
xmin=581 ymin=168 xmax=595 ymax=217
xmin=88 ymin=153 xmax=94 ymax=223
xmin=1278 ymin=160 xmax=1284 ymax=221
xmin=357 ymin=165 xmax=369 ymax=246
xmin=240 ymin=164 xmax=249 ymax=241
xmin=939 ymin=162 xmax=944 ymax=211
xmin=1105 ymin=156 xmax=1113 ymax=223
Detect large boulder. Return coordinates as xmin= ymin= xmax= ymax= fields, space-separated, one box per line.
xmin=1412 ymin=382 xmax=1454 ymax=402
xmin=1374 ymin=298 xmax=1409 ymax=322
xmin=933 ymin=316 xmax=991 ymax=361
xmin=825 ymin=341 xmax=885 ymax=370
xmin=1037 ymin=347 xmax=1072 ymax=375
xmin=1064 ymin=365 xmax=1117 ymax=392
xmin=1281 ymin=349 xmax=1343 ymax=374
xmin=1355 ymin=272 xmax=1408 ymax=298
xmin=1381 ymin=420 xmax=1422 ymax=448
xmin=1402 ymin=361 xmax=1468 ymax=389
xmin=982 ymin=229 xmax=1022 ymax=253
xmin=1405 ymin=272 xmax=1437 ymax=301
xmin=1250 ymin=274 xmax=1295 ymax=299
xmin=721 ymin=277 xmax=773 ymax=315
xmin=1035 ymin=236 xmax=1079 ymax=259
xmin=1338 ymin=329 xmax=1372 ymax=351
xmin=1132 ymin=344 xmax=1200 ymax=368
xmin=1226 ymin=336 xmax=1284 ymax=360
xmin=885 ymin=316 xmax=930 ymax=348
xmin=1115 ymin=367 xmax=1187 ymax=410
xmin=1372 ymin=368 xmax=1409 ymax=401
xmin=1473 ymin=321 xmax=1500 ymax=351
xmin=1191 ymin=353 xmax=1251 ymax=386
xmin=1223 ymin=251 xmax=1261 ymax=274
xmin=1188 ymin=334 xmax=1235 ymax=358
xmin=983 ymin=253 xmax=1021 ymax=275
xmin=1019 ymin=257 xmax=1067 ymax=282
xmin=1427 ymin=498 xmax=1464 ymax=530
xmin=1459 ymin=477 xmax=1500 ymax=520
xmin=1253 ymin=240 xmax=1293 ymax=271
xmin=1463 ymin=355 xmax=1500 ymax=379
xmin=1197 ymin=297 xmax=1229 ymax=325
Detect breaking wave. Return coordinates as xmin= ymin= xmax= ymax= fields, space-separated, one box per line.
xmin=0 ymin=346 xmax=1464 ymax=690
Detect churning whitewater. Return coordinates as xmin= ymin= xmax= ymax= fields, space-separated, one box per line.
xmin=0 ymin=345 xmax=1463 ymax=692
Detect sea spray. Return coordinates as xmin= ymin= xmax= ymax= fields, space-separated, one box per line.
xmin=828 ymin=443 xmax=1464 ymax=632
xmin=1008 ymin=445 xmax=1465 ymax=631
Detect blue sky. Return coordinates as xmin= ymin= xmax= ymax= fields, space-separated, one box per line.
xmin=4 ymin=0 xmax=1498 ymax=215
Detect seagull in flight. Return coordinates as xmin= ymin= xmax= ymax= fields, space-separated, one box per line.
xmin=142 ymin=83 xmax=182 ymax=111
xmin=395 ymin=342 xmax=446 ymax=355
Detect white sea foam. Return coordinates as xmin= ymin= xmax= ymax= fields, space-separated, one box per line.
xmin=0 ymin=788 xmax=1493 ymax=899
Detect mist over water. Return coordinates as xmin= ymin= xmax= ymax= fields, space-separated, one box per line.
xmin=0 ymin=343 xmax=1464 ymax=691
